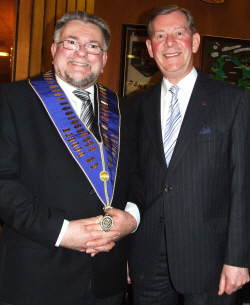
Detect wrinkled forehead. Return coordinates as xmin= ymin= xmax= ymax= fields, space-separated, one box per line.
xmin=152 ymin=11 xmax=189 ymax=31
xmin=59 ymin=20 xmax=105 ymax=43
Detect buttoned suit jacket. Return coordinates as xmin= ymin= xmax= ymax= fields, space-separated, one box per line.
xmin=0 ymin=79 xmax=138 ymax=305
xmin=128 ymin=69 xmax=250 ymax=294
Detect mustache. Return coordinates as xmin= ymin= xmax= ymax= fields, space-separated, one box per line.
xmin=68 ymin=60 xmax=92 ymax=67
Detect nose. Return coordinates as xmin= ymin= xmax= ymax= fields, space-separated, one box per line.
xmin=76 ymin=44 xmax=87 ymax=56
xmin=165 ymin=34 xmax=175 ymax=47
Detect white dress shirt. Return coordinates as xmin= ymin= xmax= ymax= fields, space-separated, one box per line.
xmin=57 ymin=76 xmax=95 ymax=114
xmin=55 ymin=76 xmax=140 ymax=246
xmin=161 ymin=67 xmax=198 ymax=139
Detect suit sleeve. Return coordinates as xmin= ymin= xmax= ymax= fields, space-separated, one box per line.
xmin=125 ymin=95 xmax=145 ymax=214
xmin=224 ymin=89 xmax=250 ymax=267
xmin=0 ymin=84 xmax=64 ymax=249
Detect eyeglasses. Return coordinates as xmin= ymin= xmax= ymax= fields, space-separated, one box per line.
xmin=57 ymin=40 xmax=104 ymax=55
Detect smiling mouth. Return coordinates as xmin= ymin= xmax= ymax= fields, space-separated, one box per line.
xmin=70 ymin=61 xmax=90 ymax=67
xmin=164 ymin=52 xmax=181 ymax=58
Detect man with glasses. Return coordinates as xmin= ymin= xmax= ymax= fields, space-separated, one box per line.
xmin=0 ymin=11 xmax=140 ymax=305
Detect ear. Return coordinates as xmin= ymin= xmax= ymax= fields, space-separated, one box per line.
xmin=51 ymin=43 xmax=57 ymax=60
xmin=101 ymin=51 xmax=108 ymax=73
xmin=146 ymin=39 xmax=154 ymax=58
xmin=192 ymin=33 xmax=200 ymax=54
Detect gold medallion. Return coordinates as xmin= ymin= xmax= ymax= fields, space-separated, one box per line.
xmin=100 ymin=214 xmax=113 ymax=231
xmin=100 ymin=171 xmax=109 ymax=181
xmin=100 ymin=206 xmax=113 ymax=231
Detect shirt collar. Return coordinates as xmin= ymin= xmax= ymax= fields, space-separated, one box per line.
xmin=161 ymin=67 xmax=197 ymax=97
xmin=55 ymin=74 xmax=94 ymax=97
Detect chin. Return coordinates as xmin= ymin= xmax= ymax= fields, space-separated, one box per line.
xmin=164 ymin=63 xmax=182 ymax=72
xmin=70 ymin=71 xmax=89 ymax=80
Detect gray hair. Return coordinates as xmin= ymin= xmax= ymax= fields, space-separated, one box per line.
xmin=147 ymin=5 xmax=196 ymax=39
xmin=54 ymin=11 xmax=110 ymax=50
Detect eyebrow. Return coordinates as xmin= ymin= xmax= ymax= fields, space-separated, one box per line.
xmin=65 ymin=36 xmax=101 ymax=45
xmin=154 ymin=26 xmax=186 ymax=33
xmin=66 ymin=35 xmax=79 ymax=40
xmin=173 ymin=26 xmax=186 ymax=31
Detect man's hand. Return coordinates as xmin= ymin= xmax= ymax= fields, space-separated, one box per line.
xmin=84 ymin=208 xmax=137 ymax=256
xmin=107 ymin=207 xmax=137 ymax=240
xmin=60 ymin=216 xmax=120 ymax=253
xmin=218 ymin=264 xmax=250 ymax=295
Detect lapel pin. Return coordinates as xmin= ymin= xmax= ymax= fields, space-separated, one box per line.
xmin=202 ymin=101 xmax=207 ymax=106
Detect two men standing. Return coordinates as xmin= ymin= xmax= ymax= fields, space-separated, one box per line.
xmin=0 ymin=4 xmax=249 ymax=305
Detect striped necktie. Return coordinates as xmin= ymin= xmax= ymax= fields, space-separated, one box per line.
xmin=73 ymin=89 xmax=94 ymax=133
xmin=163 ymin=85 xmax=181 ymax=167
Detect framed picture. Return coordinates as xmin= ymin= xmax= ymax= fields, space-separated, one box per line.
xmin=119 ymin=24 xmax=162 ymax=98
xmin=202 ymin=35 xmax=250 ymax=93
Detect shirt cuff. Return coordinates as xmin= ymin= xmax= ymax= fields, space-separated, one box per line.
xmin=125 ymin=202 xmax=140 ymax=233
xmin=55 ymin=219 xmax=69 ymax=247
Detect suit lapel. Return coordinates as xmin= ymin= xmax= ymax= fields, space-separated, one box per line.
xmin=167 ymin=71 xmax=216 ymax=176
xmin=142 ymin=81 xmax=168 ymax=172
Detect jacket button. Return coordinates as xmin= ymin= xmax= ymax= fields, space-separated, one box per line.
xmin=89 ymin=189 xmax=95 ymax=195
xmin=164 ymin=186 xmax=172 ymax=192
xmin=159 ymin=217 xmax=164 ymax=223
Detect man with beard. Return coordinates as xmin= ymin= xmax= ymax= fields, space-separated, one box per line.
xmin=0 ymin=11 xmax=140 ymax=305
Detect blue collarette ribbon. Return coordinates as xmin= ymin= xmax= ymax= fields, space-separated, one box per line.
xmin=29 ymin=71 xmax=120 ymax=207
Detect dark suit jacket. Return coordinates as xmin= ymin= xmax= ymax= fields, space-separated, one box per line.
xmin=128 ymin=69 xmax=250 ymax=294
xmin=0 ymin=79 xmax=138 ymax=305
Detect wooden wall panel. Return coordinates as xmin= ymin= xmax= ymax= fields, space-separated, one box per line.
xmin=42 ymin=0 xmax=56 ymax=74
xmin=29 ymin=0 xmax=45 ymax=77
xmin=86 ymin=0 xmax=94 ymax=13
xmin=76 ymin=0 xmax=86 ymax=11
xmin=66 ymin=0 xmax=77 ymax=12
xmin=56 ymin=0 xmax=67 ymax=22
xmin=14 ymin=0 xmax=32 ymax=80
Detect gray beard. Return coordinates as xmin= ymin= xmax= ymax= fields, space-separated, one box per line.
xmin=65 ymin=71 xmax=100 ymax=89
xmin=56 ymin=69 xmax=100 ymax=89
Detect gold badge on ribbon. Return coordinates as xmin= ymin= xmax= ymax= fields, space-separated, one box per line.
xmin=100 ymin=206 xmax=114 ymax=231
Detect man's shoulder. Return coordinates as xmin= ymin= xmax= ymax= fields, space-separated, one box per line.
xmin=0 ymin=79 xmax=37 ymax=97
xmin=0 ymin=79 xmax=40 ymax=107
xmin=196 ymin=69 xmax=246 ymax=94
xmin=128 ymin=80 xmax=162 ymax=103
xmin=1 ymin=79 xmax=30 ymax=90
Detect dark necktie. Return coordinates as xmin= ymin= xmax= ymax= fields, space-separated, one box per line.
xmin=73 ymin=89 xmax=94 ymax=133
xmin=163 ymin=85 xmax=182 ymax=167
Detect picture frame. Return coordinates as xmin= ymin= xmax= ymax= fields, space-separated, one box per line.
xmin=119 ymin=24 xmax=162 ymax=98
xmin=201 ymin=35 xmax=250 ymax=94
